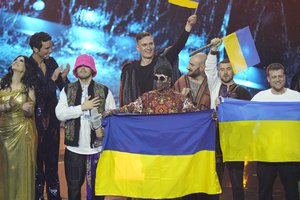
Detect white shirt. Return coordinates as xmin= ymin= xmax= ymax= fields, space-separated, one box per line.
xmin=55 ymin=84 xmax=116 ymax=155
xmin=205 ymin=53 xmax=222 ymax=109
xmin=251 ymin=88 xmax=300 ymax=102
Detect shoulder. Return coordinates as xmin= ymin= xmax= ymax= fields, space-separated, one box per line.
xmin=93 ymin=81 xmax=106 ymax=87
xmin=93 ymin=81 xmax=109 ymax=91
xmin=93 ymin=81 xmax=109 ymax=96
xmin=122 ymin=60 xmax=139 ymax=72
xmin=67 ymin=81 xmax=78 ymax=88
xmin=178 ymin=75 xmax=187 ymax=81
xmin=251 ymin=89 xmax=270 ymax=101
xmin=236 ymin=85 xmax=251 ymax=99
xmin=286 ymin=88 xmax=300 ymax=97
xmin=65 ymin=81 xmax=78 ymax=92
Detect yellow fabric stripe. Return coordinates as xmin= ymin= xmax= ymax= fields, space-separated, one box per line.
xmin=219 ymin=120 xmax=300 ymax=162
xmin=95 ymin=150 xmax=221 ymax=198
xmin=222 ymin=33 xmax=248 ymax=73
xmin=168 ymin=0 xmax=198 ymax=9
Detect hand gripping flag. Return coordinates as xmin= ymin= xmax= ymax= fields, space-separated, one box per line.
xmin=222 ymin=26 xmax=260 ymax=74
xmin=95 ymin=110 xmax=221 ymax=198
xmin=218 ymin=98 xmax=300 ymax=162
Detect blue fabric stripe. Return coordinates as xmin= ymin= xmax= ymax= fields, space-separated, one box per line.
xmin=218 ymin=98 xmax=300 ymax=121
xmin=236 ymin=26 xmax=260 ymax=67
xmin=102 ymin=110 xmax=215 ymax=155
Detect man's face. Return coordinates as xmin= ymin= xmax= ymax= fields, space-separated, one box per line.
xmin=267 ymin=69 xmax=286 ymax=92
xmin=34 ymin=40 xmax=53 ymax=59
xmin=218 ymin=62 xmax=234 ymax=84
xmin=136 ymin=36 xmax=155 ymax=59
xmin=154 ymin=74 xmax=170 ymax=91
xmin=76 ymin=66 xmax=93 ymax=80
xmin=186 ymin=56 xmax=205 ymax=78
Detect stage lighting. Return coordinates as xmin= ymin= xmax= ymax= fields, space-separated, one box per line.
xmin=234 ymin=66 xmax=268 ymax=90
xmin=33 ymin=0 xmax=45 ymax=11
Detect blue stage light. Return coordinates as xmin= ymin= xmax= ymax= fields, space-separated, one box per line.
xmin=234 ymin=66 xmax=268 ymax=90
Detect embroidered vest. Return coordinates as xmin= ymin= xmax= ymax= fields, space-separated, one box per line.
xmin=64 ymin=80 xmax=108 ymax=148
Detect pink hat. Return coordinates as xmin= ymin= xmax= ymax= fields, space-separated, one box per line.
xmin=73 ymin=54 xmax=97 ymax=78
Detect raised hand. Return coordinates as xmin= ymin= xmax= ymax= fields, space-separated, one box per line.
xmin=61 ymin=64 xmax=70 ymax=81
xmin=51 ymin=65 xmax=63 ymax=81
xmin=210 ymin=38 xmax=222 ymax=51
xmin=185 ymin=14 xmax=197 ymax=32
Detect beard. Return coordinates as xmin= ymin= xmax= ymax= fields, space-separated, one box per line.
xmin=272 ymin=84 xmax=285 ymax=93
xmin=78 ymin=72 xmax=93 ymax=80
xmin=187 ymin=70 xmax=201 ymax=78
xmin=155 ymin=81 xmax=171 ymax=91
xmin=221 ymin=76 xmax=233 ymax=83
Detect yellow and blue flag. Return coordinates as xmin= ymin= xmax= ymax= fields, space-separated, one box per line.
xmin=218 ymin=98 xmax=300 ymax=162
xmin=168 ymin=0 xmax=199 ymax=9
xmin=95 ymin=110 xmax=221 ymax=198
xmin=222 ymin=26 xmax=260 ymax=73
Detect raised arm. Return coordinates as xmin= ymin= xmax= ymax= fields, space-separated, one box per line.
xmin=205 ymin=38 xmax=222 ymax=109
xmin=164 ymin=14 xmax=197 ymax=63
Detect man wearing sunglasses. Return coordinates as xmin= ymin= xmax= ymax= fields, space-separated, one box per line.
xmin=119 ymin=14 xmax=197 ymax=107
xmin=107 ymin=65 xmax=196 ymax=115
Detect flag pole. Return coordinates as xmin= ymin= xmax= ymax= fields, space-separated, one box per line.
xmin=193 ymin=1 xmax=200 ymax=15
xmin=189 ymin=43 xmax=213 ymax=57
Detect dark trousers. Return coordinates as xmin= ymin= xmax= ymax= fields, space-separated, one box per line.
xmin=35 ymin=127 xmax=61 ymax=200
xmin=64 ymin=148 xmax=86 ymax=200
xmin=212 ymin=161 xmax=244 ymax=200
xmin=183 ymin=193 xmax=215 ymax=200
xmin=212 ymin=128 xmax=245 ymax=200
xmin=257 ymin=162 xmax=299 ymax=200
xmin=226 ymin=162 xmax=245 ymax=200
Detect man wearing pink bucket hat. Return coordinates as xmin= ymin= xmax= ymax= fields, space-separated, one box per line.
xmin=56 ymin=54 xmax=116 ymax=200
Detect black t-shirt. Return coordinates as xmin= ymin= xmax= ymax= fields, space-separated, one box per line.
xmin=136 ymin=61 xmax=155 ymax=94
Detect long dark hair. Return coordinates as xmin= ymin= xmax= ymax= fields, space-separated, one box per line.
xmin=0 ymin=55 xmax=38 ymax=91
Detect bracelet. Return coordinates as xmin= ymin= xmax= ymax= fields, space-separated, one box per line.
xmin=210 ymin=50 xmax=219 ymax=55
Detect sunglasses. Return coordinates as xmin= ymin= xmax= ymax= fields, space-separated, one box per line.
xmin=153 ymin=74 xmax=168 ymax=81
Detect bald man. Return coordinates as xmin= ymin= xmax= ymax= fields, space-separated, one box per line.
xmin=174 ymin=53 xmax=210 ymax=110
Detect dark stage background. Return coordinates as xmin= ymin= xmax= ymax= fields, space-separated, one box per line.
xmin=1 ymin=0 xmax=300 ymax=104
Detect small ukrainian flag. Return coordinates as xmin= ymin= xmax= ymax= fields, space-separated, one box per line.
xmin=168 ymin=0 xmax=199 ymax=9
xmin=223 ymin=26 xmax=261 ymax=73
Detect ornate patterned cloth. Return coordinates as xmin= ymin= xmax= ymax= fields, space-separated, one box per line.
xmin=0 ymin=88 xmax=37 ymax=200
xmin=117 ymin=89 xmax=196 ymax=114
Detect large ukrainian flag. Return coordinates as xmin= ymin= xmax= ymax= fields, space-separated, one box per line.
xmin=222 ymin=26 xmax=260 ymax=73
xmin=218 ymin=98 xmax=300 ymax=162
xmin=95 ymin=110 xmax=221 ymax=199
xmin=168 ymin=0 xmax=199 ymax=9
